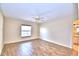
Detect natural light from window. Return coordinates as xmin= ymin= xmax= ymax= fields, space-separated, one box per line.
xmin=21 ymin=25 xmax=31 ymax=37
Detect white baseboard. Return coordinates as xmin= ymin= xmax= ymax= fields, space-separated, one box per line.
xmin=4 ymin=38 xmax=72 ymax=49
xmin=40 ymin=39 xmax=72 ymax=49
xmin=4 ymin=38 xmax=39 ymax=44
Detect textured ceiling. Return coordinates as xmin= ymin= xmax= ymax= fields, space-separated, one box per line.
xmin=1 ymin=3 xmax=74 ymax=22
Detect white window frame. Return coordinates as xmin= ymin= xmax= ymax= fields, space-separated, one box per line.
xmin=21 ymin=24 xmax=32 ymax=37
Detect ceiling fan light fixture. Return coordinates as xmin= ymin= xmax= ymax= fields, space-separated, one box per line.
xmin=34 ymin=16 xmax=40 ymax=20
xmin=35 ymin=19 xmax=40 ymax=23
xmin=32 ymin=16 xmax=44 ymax=23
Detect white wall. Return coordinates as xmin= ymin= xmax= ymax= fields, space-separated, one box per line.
xmin=4 ymin=17 xmax=39 ymax=44
xmin=40 ymin=4 xmax=78 ymax=48
xmin=0 ymin=10 xmax=4 ymax=54
xmin=40 ymin=17 xmax=73 ymax=48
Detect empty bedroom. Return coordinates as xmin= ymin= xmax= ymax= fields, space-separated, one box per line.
xmin=0 ymin=3 xmax=79 ymax=56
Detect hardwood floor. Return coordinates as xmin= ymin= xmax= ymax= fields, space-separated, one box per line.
xmin=1 ymin=39 xmax=72 ymax=56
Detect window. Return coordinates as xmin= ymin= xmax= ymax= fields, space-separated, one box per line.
xmin=21 ymin=25 xmax=31 ymax=37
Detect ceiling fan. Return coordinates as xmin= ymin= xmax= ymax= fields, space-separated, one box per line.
xmin=32 ymin=16 xmax=45 ymax=23
xmin=31 ymin=10 xmax=54 ymax=23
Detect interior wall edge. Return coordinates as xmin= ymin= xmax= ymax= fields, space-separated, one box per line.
xmin=0 ymin=10 xmax=4 ymax=55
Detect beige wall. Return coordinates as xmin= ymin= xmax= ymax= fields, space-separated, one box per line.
xmin=4 ymin=17 xmax=39 ymax=44
xmin=40 ymin=17 xmax=73 ymax=48
xmin=0 ymin=11 xmax=4 ymax=54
